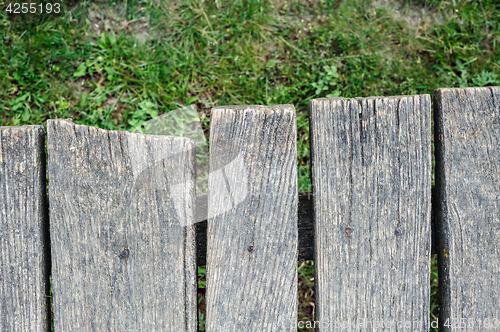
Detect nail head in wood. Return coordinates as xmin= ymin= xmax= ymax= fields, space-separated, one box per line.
xmin=120 ymin=248 xmax=129 ymax=258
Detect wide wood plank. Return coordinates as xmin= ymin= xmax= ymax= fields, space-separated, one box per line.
xmin=206 ymin=105 xmax=298 ymax=331
xmin=310 ymin=95 xmax=431 ymax=331
xmin=0 ymin=125 xmax=50 ymax=332
xmin=47 ymin=120 xmax=197 ymax=331
xmin=434 ymin=87 xmax=500 ymax=331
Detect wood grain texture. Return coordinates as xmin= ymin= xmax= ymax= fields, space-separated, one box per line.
xmin=310 ymin=95 xmax=431 ymax=331
xmin=47 ymin=120 xmax=197 ymax=331
xmin=434 ymin=87 xmax=500 ymax=331
xmin=0 ymin=125 xmax=50 ymax=332
xmin=206 ymin=105 xmax=298 ymax=331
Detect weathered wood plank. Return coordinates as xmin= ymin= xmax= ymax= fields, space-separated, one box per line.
xmin=47 ymin=120 xmax=197 ymax=331
xmin=0 ymin=125 xmax=50 ymax=332
xmin=434 ymin=87 xmax=500 ymax=331
xmin=310 ymin=95 xmax=432 ymax=331
xmin=205 ymin=105 xmax=298 ymax=331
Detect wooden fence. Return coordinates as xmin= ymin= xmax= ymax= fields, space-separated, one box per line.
xmin=0 ymin=86 xmax=499 ymax=331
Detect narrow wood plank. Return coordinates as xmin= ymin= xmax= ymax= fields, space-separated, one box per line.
xmin=310 ymin=95 xmax=431 ymax=331
xmin=0 ymin=125 xmax=50 ymax=332
xmin=206 ymin=105 xmax=298 ymax=331
xmin=434 ymin=87 xmax=500 ymax=331
xmin=47 ymin=120 xmax=197 ymax=331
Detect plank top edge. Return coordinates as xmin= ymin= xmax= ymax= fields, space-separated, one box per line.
xmin=212 ymin=104 xmax=296 ymax=113
xmin=310 ymin=93 xmax=431 ymax=103
xmin=0 ymin=125 xmax=45 ymax=133
xmin=46 ymin=119 xmax=195 ymax=145
xmin=434 ymin=85 xmax=500 ymax=94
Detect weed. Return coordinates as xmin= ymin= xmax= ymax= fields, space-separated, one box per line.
xmin=472 ymin=71 xmax=500 ymax=87
xmin=1 ymin=0 xmax=499 ymax=331
xmin=311 ymin=65 xmax=342 ymax=98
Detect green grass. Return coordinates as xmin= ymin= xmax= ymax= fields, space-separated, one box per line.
xmin=1 ymin=0 xmax=499 ymax=330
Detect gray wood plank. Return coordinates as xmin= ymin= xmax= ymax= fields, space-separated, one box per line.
xmin=310 ymin=95 xmax=431 ymax=331
xmin=47 ymin=120 xmax=197 ymax=331
xmin=434 ymin=87 xmax=500 ymax=332
xmin=0 ymin=125 xmax=50 ymax=332
xmin=205 ymin=105 xmax=298 ymax=331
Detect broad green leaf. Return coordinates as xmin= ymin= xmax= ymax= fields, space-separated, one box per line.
xmin=21 ymin=107 xmax=31 ymax=121
xmin=74 ymin=62 xmax=87 ymax=77
xmin=108 ymin=32 xmax=116 ymax=46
